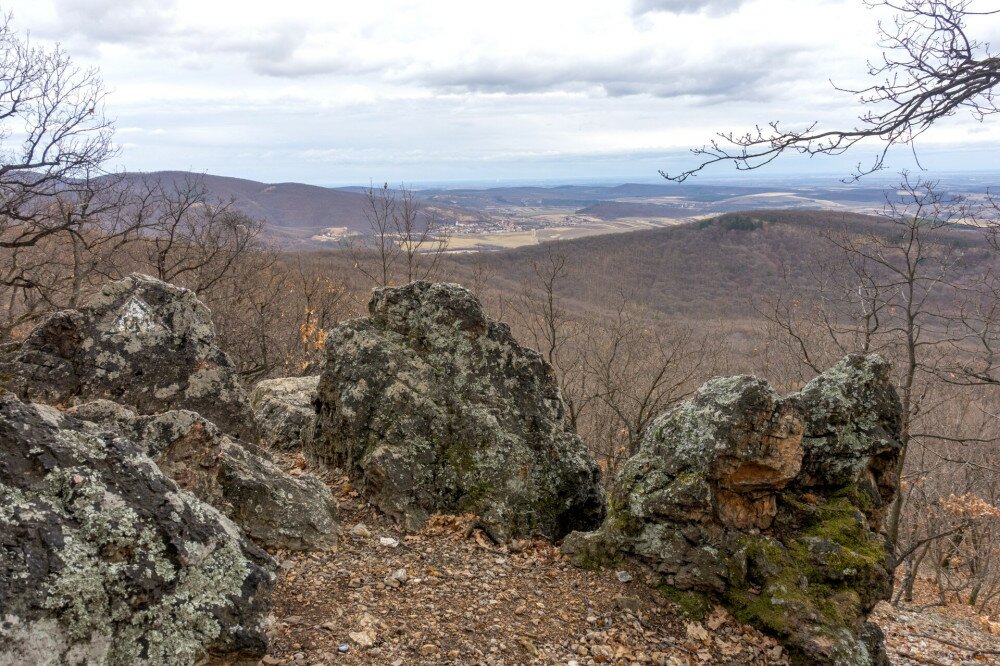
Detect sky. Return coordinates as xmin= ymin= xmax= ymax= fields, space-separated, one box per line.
xmin=8 ymin=0 xmax=1000 ymax=186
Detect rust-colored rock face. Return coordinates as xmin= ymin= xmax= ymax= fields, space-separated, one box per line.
xmin=564 ymin=355 xmax=902 ymax=666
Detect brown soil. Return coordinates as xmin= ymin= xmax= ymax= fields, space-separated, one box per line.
xmin=257 ymin=455 xmax=1000 ymax=666
xmin=262 ymin=463 xmax=789 ymax=666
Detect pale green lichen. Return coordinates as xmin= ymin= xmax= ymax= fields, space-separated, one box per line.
xmin=3 ymin=402 xmax=268 ymax=666
xmin=37 ymin=467 xmax=255 ymax=665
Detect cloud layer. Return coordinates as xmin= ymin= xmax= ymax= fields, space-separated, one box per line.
xmin=633 ymin=0 xmax=748 ymax=16
xmin=8 ymin=0 xmax=1000 ymax=184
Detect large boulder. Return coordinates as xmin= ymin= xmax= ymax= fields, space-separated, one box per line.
xmin=71 ymin=400 xmax=338 ymax=552
xmin=311 ymin=281 xmax=606 ymax=540
xmin=0 ymin=395 xmax=274 ymax=664
xmin=250 ymin=376 xmax=319 ymax=450
xmin=0 ymin=274 xmax=258 ymax=442
xmin=563 ymin=355 xmax=901 ymax=666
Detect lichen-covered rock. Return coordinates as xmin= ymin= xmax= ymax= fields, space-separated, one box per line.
xmin=250 ymin=376 xmax=319 ymax=450
xmin=0 ymin=395 xmax=274 ymax=664
xmin=562 ymin=355 xmax=901 ymax=666
xmin=311 ymin=281 xmax=606 ymax=540
xmin=788 ymin=354 xmax=903 ymax=505
xmin=70 ymin=400 xmax=338 ymax=552
xmin=0 ymin=274 xmax=258 ymax=442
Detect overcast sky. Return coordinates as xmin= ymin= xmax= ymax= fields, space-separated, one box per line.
xmin=8 ymin=0 xmax=1000 ymax=185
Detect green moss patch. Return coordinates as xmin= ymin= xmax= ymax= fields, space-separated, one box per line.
xmin=658 ymin=584 xmax=711 ymax=620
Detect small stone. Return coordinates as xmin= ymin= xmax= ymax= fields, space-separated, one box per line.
xmin=338 ymin=643 xmax=350 ymax=653
xmin=391 ymin=568 xmax=408 ymax=583
xmin=349 ymin=523 xmax=372 ymax=538
xmin=379 ymin=536 xmax=399 ymax=547
xmin=349 ymin=629 xmax=376 ymax=648
xmin=616 ymin=570 xmax=633 ymax=583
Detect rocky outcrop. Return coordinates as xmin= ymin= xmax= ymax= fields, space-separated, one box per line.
xmin=71 ymin=400 xmax=338 ymax=552
xmin=250 ymin=376 xmax=319 ymax=450
xmin=311 ymin=281 xmax=606 ymax=540
xmin=563 ymin=355 xmax=901 ymax=666
xmin=0 ymin=395 xmax=274 ymax=664
xmin=0 ymin=274 xmax=258 ymax=441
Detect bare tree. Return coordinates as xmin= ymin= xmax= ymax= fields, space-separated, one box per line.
xmin=351 ymin=182 xmax=400 ymax=287
xmin=350 ymin=182 xmax=449 ymax=287
xmin=0 ymin=14 xmax=116 ymax=247
xmin=0 ymin=13 xmax=135 ymax=337
xmin=122 ymin=175 xmax=266 ymax=294
xmin=581 ymin=294 xmax=709 ymax=479
xmin=395 ymin=184 xmax=448 ymax=283
xmin=664 ymin=1 xmax=1000 ymax=181
xmin=510 ymin=247 xmax=590 ymax=429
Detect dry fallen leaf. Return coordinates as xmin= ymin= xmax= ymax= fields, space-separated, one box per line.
xmin=685 ymin=622 xmax=710 ymax=643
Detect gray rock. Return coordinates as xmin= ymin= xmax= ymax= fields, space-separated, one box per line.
xmin=217 ymin=439 xmax=338 ymax=552
xmin=0 ymin=274 xmax=258 ymax=442
xmin=70 ymin=401 xmax=339 ymax=552
xmin=250 ymin=376 xmax=319 ymax=450
xmin=349 ymin=523 xmax=372 ymax=539
xmin=789 ymin=353 xmax=903 ymax=507
xmin=562 ymin=354 xmax=902 ymax=666
xmin=0 ymin=394 xmax=274 ymax=664
xmin=311 ymin=281 xmax=606 ymax=540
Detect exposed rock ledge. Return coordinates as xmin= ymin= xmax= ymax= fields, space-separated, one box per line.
xmin=563 ymin=355 xmax=901 ymax=666
xmin=70 ymin=400 xmax=338 ymax=552
xmin=0 ymin=274 xmax=258 ymax=442
xmin=250 ymin=375 xmax=319 ymax=451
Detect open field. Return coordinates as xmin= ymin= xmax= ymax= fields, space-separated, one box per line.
xmin=442 ymin=216 xmax=689 ymax=250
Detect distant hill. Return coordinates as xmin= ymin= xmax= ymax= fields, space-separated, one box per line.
xmin=121 ymin=171 xmax=487 ymax=248
xmin=445 ymin=209 xmax=994 ymax=321
xmin=124 ymin=171 xmax=372 ymax=246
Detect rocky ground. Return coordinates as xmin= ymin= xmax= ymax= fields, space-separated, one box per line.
xmin=260 ymin=455 xmax=790 ymax=666
xmin=871 ymin=580 xmax=1000 ymax=666
xmin=255 ymin=453 xmax=1000 ymax=666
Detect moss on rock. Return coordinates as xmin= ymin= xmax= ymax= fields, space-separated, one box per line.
xmin=562 ymin=354 xmax=900 ymax=666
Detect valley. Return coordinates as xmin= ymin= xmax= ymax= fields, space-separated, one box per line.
xmin=137 ymin=171 xmax=943 ymax=250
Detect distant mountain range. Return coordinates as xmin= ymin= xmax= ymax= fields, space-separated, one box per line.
xmin=122 ymin=171 xmax=958 ymax=249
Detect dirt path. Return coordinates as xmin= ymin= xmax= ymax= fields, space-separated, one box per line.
xmin=264 ymin=474 xmax=789 ymax=666
xmin=257 ymin=458 xmax=1000 ymax=666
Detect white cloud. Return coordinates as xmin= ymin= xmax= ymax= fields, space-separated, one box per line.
xmin=4 ymin=0 xmax=998 ymax=183
xmin=632 ymin=0 xmax=748 ymax=16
